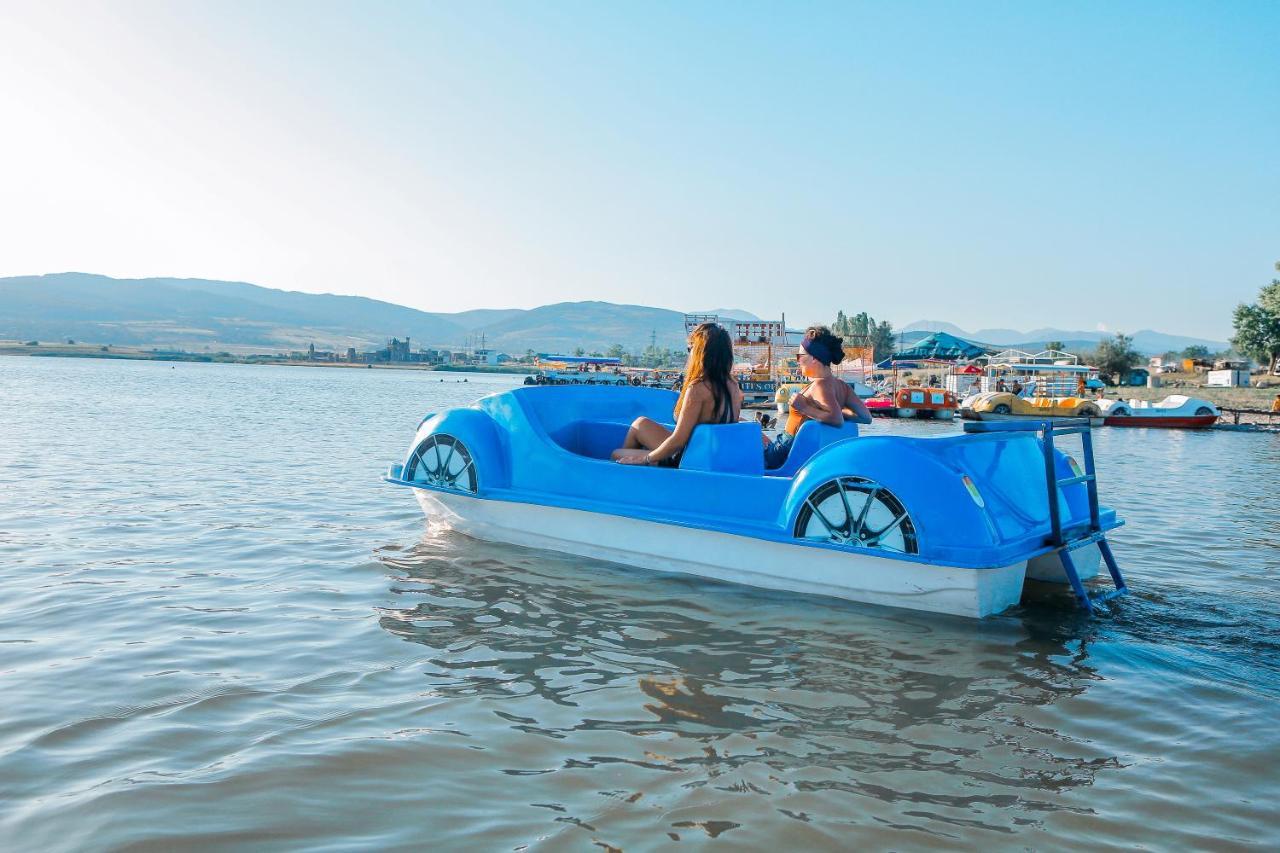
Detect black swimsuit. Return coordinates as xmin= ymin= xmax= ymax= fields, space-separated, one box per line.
xmin=661 ymin=385 xmax=738 ymax=467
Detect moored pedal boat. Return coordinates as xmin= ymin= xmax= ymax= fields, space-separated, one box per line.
xmin=863 ymin=396 xmax=897 ymax=417
xmin=960 ymin=391 xmax=1102 ymax=421
xmin=1097 ymin=395 xmax=1219 ymax=428
xmin=885 ymin=387 xmax=958 ymax=419
xmin=852 ymin=390 xmax=958 ymax=420
xmin=385 ymin=387 xmax=1127 ymax=618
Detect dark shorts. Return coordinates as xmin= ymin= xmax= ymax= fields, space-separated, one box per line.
xmin=763 ymin=431 xmax=794 ymax=469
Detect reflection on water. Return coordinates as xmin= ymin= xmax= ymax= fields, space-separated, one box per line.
xmin=1 ymin=357 xmax=1276 ymax=850
xmin=376 ymin=531 xmax=1128 ymax=842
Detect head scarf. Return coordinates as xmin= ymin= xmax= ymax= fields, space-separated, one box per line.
xmin=801 ymin=336 xmax=837 ymax=366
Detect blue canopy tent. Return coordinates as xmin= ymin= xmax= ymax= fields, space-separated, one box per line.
xmin=889 ymin=332 xmax=988 ymax=362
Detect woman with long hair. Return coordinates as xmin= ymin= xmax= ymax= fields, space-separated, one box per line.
xmin=764 ymin=325 xmax=872 ymax=468
xmin=612 ymin=322 xmax=743 ymax=466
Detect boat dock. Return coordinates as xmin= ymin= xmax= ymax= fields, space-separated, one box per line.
xmin=1215 ymin=407 xmax=1280 ymax=431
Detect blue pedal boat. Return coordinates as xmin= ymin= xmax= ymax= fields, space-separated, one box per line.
xmin=385 ymin=386 xmax=1127 ymax=618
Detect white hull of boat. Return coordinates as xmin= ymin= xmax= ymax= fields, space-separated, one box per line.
xmin=415 ymin=490 xmax=1029 ymax=618
xmin=1027 ymin=546 xmax=1100 ymax=582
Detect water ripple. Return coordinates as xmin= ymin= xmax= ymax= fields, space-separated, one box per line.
xmin=0 ymin=358 xmax=1276 ymax=850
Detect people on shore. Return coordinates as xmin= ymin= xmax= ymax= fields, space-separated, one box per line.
xmin=763 ymin=326 xmax=872 ymax=469
xmin=1271 ymin=393 xmax=1280 ymax=414
xmin=612 ymin=323 xmax=743 ymax=466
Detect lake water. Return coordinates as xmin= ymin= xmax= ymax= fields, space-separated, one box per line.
xmin=1 ymin=357 xmax=1277 ymax=850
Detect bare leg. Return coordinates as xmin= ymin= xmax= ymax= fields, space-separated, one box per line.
xmin=613 ymin=417 xmax=671 ymax=460
xmin=623 ymin=416 xmax=671 ymax=449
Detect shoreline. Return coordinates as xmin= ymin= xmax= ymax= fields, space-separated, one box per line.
xmin=7 ymin=346 xmax=1276 ymax=426
xmin=0 ymin=346 xmax=535 ymax=375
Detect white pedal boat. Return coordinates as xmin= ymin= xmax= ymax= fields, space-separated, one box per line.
xmin=1098 ymin=395 xmax=1219 ymax=428
xmin=385 ymin=386 xmax=1126 ymax=618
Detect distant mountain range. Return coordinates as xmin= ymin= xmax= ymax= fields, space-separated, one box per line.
xmin=0 ymin=273 xmax=758 ymax=354
xmin=899 ymin=320 xmax=1229 ymax=356
xmin=0 ymin=273 xmax=1221 ymax=357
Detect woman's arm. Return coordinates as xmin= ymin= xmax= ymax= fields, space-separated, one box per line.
xmin=730 ymin=379 xmax=744 ymax=420
xmin=788 ymin=392 xmax=826 ymax=422
xmin=843 ymin=387 xmax=873 ymax=424
xmin=624 ymin=384 xmax=707 ymax=464
xmin=791 ymin=381 xmax=845 ymax=427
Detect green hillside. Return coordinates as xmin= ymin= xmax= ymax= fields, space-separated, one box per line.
xmin=0 ymin=273 xmax=717 ymax=353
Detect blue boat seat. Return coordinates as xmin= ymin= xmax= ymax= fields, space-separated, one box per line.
xmin=679 ymin=422 xmax=765 ymax=475
xmin=547 ymin=419 xmax=637 ymax=459
xmin=766 ymin=419 xmax=860 ymax=477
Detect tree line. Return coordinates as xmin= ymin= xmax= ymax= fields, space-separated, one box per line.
xmin=831 ymin=311 xmax=897 ymax=361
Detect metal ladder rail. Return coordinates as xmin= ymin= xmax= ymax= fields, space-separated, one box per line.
xmin=964 ymin=418 xmax=1127 ymax=611
xmin=1040 ymin=420 xmax=1127 ymax=611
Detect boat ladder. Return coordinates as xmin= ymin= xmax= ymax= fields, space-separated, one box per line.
xmin=964 ymin=418 xmax=1128 ymax=612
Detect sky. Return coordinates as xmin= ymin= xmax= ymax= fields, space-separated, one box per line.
xmin=1 ymin=1 xmax=1275 ymax=340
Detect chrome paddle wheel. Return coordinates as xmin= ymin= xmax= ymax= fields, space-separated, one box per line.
xmin=795 ymin=477 xmax=918 ymax=555
xmin=407 ymin=434 xmax=477 ymax=494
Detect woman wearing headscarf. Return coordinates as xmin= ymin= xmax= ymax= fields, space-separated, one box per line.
xmin=764 ymin=325 xmax=872 ymax=468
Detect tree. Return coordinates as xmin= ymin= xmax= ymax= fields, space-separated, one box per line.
xmin=1232 ymin=278 xmax=1280 ymax=374
xmin=1181 ymin=344 xmax=1210 ymax=360
xmin=871 ymin=321 xmax=896 ymax=361
xmin=832 ymin=311 xmax=896 ymax=361
xmin=1093 ymin=333 xmax=1141 ymax=385
xmin=1265 ymin=263 xmax=1280 ymax=312
xmin=606 ymin=344 xmax=626 ymax=359
xmin=573 ymin=347 xmax=585 ymax=357
xmin=1044 ymin=340 xmax=1065 ymax=352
